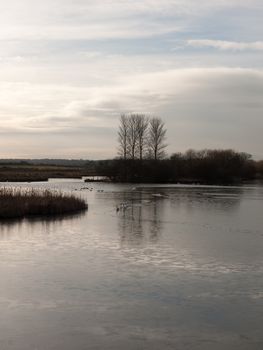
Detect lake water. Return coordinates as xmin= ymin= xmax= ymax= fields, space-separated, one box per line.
xmin=0 ymin=181 xmax=263 ymax=349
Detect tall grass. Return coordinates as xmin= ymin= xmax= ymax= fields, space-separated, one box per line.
xmin=0 ymin=187 xmax=88 ymax=219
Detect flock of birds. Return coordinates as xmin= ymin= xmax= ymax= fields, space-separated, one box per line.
xmin=116 ymin=202 xmax=130 ymax=212
xmin=76 ymin=186 xmax=131 ymax=213
xmin=76 ymin=184 xmax=166 ymax=214
xmin=77 ymin=186 xmax=104 ymax=193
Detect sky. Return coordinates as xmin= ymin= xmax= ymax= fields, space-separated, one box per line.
xmin=0 ymin=0 xmax=263 ymax=159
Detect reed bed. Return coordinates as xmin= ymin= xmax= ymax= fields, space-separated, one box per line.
xmin=0 ymin=187 xmax=88 ymax=219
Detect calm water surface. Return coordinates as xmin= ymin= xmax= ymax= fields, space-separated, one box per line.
xmin=0 ymin=181 xmax=263 ymax=349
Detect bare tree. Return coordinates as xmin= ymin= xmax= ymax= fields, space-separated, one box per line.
xmin=118 ymin=114 xmax=129 ymax=159
xmin=127 ymin=114 xmax=139 ymax=160
xmin=135 ymin=114 xmax=149 ymax=160
xmin=147 ymin=117 xmax=167 ymax=160
xmin=118 ymin=114 xmax=165 ymax=161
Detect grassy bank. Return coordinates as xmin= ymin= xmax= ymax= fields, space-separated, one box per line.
xmin=0 ymin=188 xmax=88 ymax=219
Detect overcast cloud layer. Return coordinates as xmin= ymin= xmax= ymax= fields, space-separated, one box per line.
xmin=0 ymin=0 xmax=263 ymax=159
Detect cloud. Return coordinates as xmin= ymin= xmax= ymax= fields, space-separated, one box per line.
xmin=0 ymin=22 xmax=182 ymax=41
xmin=0 ymin=0 xmax=263 ymax=158
xmin=187 ymin=40 xmax=263 ymax=51
xmin=1 ymin=67 xmax=263 ymax=157
xmin=0 ymin=0 xmax=260 ymax=41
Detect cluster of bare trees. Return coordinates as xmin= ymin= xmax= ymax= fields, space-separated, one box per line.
xmin=118 ymin=114 xmax=167 ymax=160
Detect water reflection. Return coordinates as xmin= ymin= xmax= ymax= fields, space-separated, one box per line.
xmin=112 ymin=186 xmax=244 ymax=250
xmin=1 ymin=183 xmax=263 ymax=350
xmin=0 ymin=212 xmax=86 ymax=240
xmin=168 ymin=187 xmax=243 ymax=212
xmin=0 ymin=219 xmax=25 ymax=238
xmin=116 ymin=193 xmax=163 ymax=247
xmin=149 ymin=198 xmax=163 ymax=243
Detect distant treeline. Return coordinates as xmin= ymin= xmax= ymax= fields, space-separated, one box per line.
xmin=0 ymin=159 xmax=90 ymax=167
xmin=0 ymin=150 xmax=263 ymax=184
xmin=93 ymin=149 xmax=263 ymax=184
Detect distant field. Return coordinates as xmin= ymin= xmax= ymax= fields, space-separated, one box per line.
xmin=0 ymin=165 xmax=88 ymax=182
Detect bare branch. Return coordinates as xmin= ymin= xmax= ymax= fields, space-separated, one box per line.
xmin=117 ymin=114 xmax=129 ymax=160
xmin=147 ymin=117 xmax=167 ymax=160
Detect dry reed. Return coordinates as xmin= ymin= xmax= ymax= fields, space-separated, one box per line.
xmin=0 ymin=187 xmax=87 ymax=219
